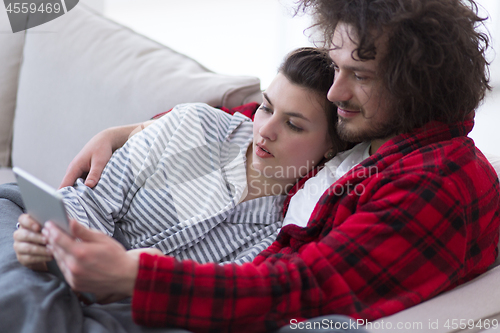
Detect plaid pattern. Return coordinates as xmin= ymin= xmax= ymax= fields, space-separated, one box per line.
xmin=132 ymin=119 xmax=500 ymax=332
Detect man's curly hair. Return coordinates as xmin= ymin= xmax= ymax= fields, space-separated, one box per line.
xmin=298 ymin=0 xmax=491 ymax=133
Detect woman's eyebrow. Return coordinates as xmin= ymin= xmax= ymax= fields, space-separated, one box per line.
xmin=262 ymin=92 xmax=273 ymax=106
xmin=262 ymin=92 xmax=310 ymax=121
xmin=285 ymin=112 xmax=310 ymax=122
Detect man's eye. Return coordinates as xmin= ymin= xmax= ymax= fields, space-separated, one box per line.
xmin=354 ymin=74 xmax=367 ymax=81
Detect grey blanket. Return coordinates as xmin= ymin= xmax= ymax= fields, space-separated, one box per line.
xmin=0 ymin=183 xmax=189 ymax=333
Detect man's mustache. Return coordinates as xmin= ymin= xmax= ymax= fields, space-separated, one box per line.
xmin=334 ymin=101 xmax=363 ymax=112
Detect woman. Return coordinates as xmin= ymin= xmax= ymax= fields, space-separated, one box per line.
xmin=14 ymin=47 xmax=347 ymax=268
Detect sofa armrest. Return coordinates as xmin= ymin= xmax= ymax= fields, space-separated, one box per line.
xmin=0 ymin=168 xmax=15 ymax=185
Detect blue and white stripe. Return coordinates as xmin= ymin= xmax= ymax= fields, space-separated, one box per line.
xmin=60 ymin=103 xmax=284 ymax=264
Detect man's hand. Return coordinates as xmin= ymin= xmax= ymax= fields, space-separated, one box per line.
xmin=128 ymin=120 xmax=155 ymax=140
xmin=127 ymin=247 xmax=164 ymax=260
xmin=59 ymin=124 xmax=142 ymax=189
xmin=43 ymin=220 xmax=145 ymax=304
xmin=13 ymin=214 xmax=52 ymax=271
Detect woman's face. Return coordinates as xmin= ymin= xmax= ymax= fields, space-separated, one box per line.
xmin=252 ymin=73 xmax=333 ymax=183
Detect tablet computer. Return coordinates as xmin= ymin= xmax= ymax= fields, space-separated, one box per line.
xmin=13 ymin=167 xmax=96 ymax=304
xmin=13 ymin=167 xmax=70 ymax=234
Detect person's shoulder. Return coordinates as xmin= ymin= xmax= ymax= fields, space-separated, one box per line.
xmin=172 ymin=103 xmax=252 ymax=139
xmin=169 ymin=102 xmax=229 ymax=118
xmin=385 ymin=137 xmax=498 ymax=193
xmin=424 ymin=137 xmax=491 ymax=176
xmin=156 ymin=103 xmax=230 ymax=128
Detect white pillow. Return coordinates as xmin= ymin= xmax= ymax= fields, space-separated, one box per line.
xmin=12 ymin=5 xmax=261 ymax=187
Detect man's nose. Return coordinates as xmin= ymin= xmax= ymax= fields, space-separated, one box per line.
xmin=327 ymin=74 xmax=352 ymax=103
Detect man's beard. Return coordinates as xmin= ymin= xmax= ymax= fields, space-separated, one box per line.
xmin=336 ymin=113 xmax=398 ymax=143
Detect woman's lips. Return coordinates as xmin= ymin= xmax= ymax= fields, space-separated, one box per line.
xmin=338 ymin=108 xmax=361 ymax=118
xmin=255 ymin=144 xmax=273 ymax=158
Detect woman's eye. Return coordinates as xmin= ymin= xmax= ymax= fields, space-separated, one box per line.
xmin=286 ymin=121 xmax=303 ymax=132
xmin=258 ymin=105 xmax=272 ymax=114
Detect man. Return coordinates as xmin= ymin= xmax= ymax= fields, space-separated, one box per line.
xmin=30 ymin=0 xmax=500 ymax=332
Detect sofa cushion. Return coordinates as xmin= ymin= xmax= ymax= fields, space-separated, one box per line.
xmin=12 ymin=5 xmax=261 ymax=188
xmin=368 ymin=265 xmax=500 ymax=332
xmin=0 ymin=7 xmax=25 ymax=168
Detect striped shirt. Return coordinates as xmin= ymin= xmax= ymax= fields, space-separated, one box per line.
xmin=60 ymin=103 xmax=285 ymax=264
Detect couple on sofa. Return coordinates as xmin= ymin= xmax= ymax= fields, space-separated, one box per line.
xmin=5 ymin=0 xmax=500 ymax=332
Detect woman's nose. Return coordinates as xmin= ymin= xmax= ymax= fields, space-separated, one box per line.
xmin=258 ymin=117 xmax=278 ymax=141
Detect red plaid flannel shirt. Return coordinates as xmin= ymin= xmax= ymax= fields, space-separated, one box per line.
xmin=131 ymin=118 xmax=500 ymax=332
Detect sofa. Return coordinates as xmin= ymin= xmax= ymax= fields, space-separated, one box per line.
xmin=1 ymin=4 xmax=499 ymax=333
xmin=0 ymin=4 xmax=262 ymax=188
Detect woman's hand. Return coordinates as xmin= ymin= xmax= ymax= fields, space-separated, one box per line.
xmin=59 ymin=124 xmax=142 ymax=189
xmin=44 ymin=220 xmax=146 ymax=304
xmin=13 ymin=214 xmax=52 ymax=271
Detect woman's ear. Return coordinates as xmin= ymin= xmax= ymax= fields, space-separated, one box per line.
xmin=324 ymin=148 xmax=335 ymax=160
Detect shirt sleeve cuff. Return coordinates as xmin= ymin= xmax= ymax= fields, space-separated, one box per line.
xmin=131 ymin=252 xmax=175 ymax=326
